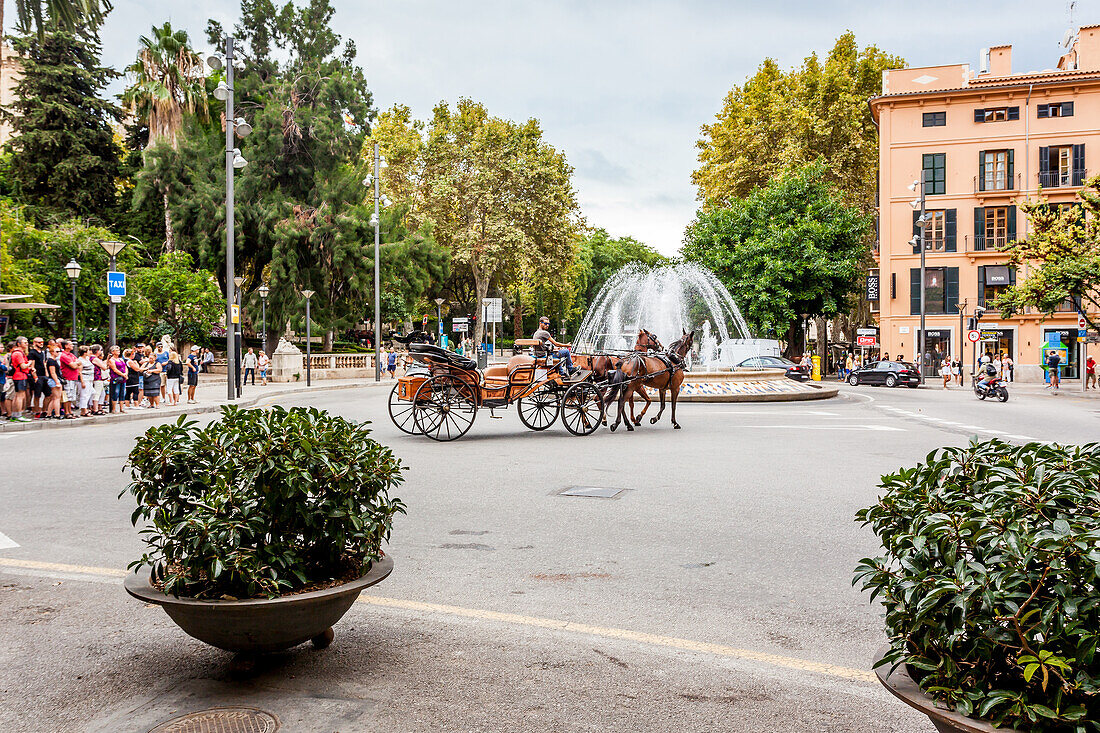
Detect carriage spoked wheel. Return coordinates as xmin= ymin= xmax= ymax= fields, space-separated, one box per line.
xmin=517 ymin=385 xmax=560 ymax=431
xmin=559 ymin=382 xmax=605 ymax=436
xmin=388 ymin=383 xmax=420 ymax=434
xmin=412 ymin=374 xmax=478 ymax=441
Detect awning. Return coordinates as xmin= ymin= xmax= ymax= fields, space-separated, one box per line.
xmin=0 ymin=302 xmax=60 ymax=310
xmin=984 ymin=265 xmax=1011 ymax=285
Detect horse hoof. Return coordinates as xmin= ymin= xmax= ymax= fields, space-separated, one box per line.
xmin=626 ymin=425 xmax=634 ymax=432
xmin=610 ymin=423 xmax=617 ymax=432
xmin=673 ymin=424 xmax=682 ymax=429
xmin=650 ymin=417 xmax=658 ymax=424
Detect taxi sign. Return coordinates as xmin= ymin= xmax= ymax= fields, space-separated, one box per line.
xmin=107 ymin=271 xmax=126 ymax=298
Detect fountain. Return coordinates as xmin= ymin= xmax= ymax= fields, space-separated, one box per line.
xmin=573 ymin=262 xmax=836 ymax=402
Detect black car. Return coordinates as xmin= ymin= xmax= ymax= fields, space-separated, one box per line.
xmin=846 ymin=360 xmax=921 ymax=388
xmin=736 ymin=355 xmax=810 ymax=382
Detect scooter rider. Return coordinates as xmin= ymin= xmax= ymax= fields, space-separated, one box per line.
xmin=976 ymin=361 xmax=998 ymax=393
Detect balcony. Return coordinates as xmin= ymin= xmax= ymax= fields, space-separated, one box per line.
xmin=970 ymin=235 xmax=1010 ymax=252
xmin=1038 ymin=169 xmax=1087 ymax=188
xmin=973 ymin=172 xmax=1021 ymax=195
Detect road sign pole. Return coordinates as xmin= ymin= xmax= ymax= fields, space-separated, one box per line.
xmin=108 ymin=255 xmax=117 ymax=351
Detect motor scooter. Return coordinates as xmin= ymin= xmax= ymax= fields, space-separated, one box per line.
xmin=973 ymin=375 xmax=1009 ymax=402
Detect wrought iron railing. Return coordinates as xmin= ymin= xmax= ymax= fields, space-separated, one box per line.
xmin=1038 ymin=169 xmax=1087 ymax=188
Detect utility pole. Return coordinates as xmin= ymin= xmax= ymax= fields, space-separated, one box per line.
xmin=223 ymin=36 xmax=237 ymax=402
xmin=373 ymin=142 xmax=382 ymax=382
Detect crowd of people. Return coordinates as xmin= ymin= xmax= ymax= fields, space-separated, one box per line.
xmin=0 ymin=336 xmax=204 ymax=422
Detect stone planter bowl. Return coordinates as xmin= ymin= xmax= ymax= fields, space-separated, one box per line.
xmin=125 ymin=556 xmax=393 ymax=653
xmin=874 ymin=646 xmax=1020 ymax=733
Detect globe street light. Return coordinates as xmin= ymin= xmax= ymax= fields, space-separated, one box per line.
xmin=302 ymin=290 xmax=315 ymax=387
xmin=64 ymin=258 xmax=81 ymax=343
xmin=257 ymin=283 xmax=269 ymax=352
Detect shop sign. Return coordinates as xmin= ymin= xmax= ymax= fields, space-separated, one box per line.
xmin=985 ymin=265 xmax=1011 ymax=286
xmin=865 ymin=274 xmax=880 ymax=301
xmin=923 ymin=329 xmax=951 ymax=338
xmin=856 ymin=327 xmax=878 ymax=337
xmin=856 ymin=335 xmax=877 ymax=347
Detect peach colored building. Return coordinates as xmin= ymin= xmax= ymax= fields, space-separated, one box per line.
xmin=0 ymin=44 xmax=21 ymax=145
xmin=870 ymin=26 xmax=1100 ymax=382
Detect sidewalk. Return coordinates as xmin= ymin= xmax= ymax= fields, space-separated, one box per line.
xmin=1007 ymin=381 xmax=1100 ymax=401
xmin=0 ymin=378 xmax=391 ymax=433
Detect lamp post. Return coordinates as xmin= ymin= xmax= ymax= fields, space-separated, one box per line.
xmin=99 ymin=240 xmax=128 ymax=351
xmin=302 ymin=290 xmax=315 ymax=386
xmin=234 ymin=276 xmax=245 ymax=398
xmin=258 ymin=284 xmax=269 ymax=353
xmin=365 ymin=144 xmax=390 ymax=382
xmin=908 ymin=172 xmax=929 ymax=384
xmin=434 ymin=297 xmax=445 ymax=345
xmin=209 ymin=39 xmax=251 ymax=402
xmin=64 ymin=258 xmax=81 ymax=343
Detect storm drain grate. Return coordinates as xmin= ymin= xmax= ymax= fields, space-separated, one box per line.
xmin=148 ymin=707 xmax=279 ymax=733
xmin=556 ymin=486 xmax=629 ymax=499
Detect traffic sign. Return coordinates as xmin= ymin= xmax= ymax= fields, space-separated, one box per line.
xmin=856 ymin=335 xmax=877 ymax=347
xmin=482 ymin=298 xmax=503 ymax=323
xmin=967 ymin=330 xmax=981 ymax=343
xmin=1079 ymin=314 xmax=1089 ymax=329
xmin=856 ymin=327 xmax=878 ymax=337
xmin=107 ymin=271 xmax=126 ymax=298
xmin=231 ymin=304 xmax=240 ymax=324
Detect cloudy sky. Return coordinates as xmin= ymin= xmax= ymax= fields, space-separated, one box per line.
xmin=57 ymin=0 xmax=1097 ymax=254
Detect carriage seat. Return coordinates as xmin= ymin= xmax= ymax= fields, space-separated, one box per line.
xmin=408 ymin=342 xmax=477 ymax=371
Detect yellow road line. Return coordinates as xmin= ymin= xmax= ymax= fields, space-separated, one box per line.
xmin=0 ymin=557 xmax=874 ymax=683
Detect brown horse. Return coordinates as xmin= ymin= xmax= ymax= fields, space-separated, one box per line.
xmin=618 ymin=329 xmax=694 ymax=430
xmin=574 ymin=330 xmax=662 ymax=432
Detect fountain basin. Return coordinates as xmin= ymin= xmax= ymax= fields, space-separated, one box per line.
xmin=646 ymin=368 xmax=838 ymax=403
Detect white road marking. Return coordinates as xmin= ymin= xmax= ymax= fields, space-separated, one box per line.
xmin=711 ymin=410 xmax=840 ymax=416
xmin=732 ymin=424 xmax=904 ymax=431
xmin=0 ymin=532 xmax=19 ymax=550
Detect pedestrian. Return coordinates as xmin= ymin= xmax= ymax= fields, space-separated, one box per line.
xmin=883 ymin=352 xmax=891 ymax=362
xmin=187 ymin=346 xmax=201 ymax=403
xmin=154 ymin=341 xmax=170 ymax=401
xmin=143 ymin=351 xmax=163 ymax=408
xmin=0 ymin=341 xmax=9 ymax=420
xmin=201 ymin=347 xmax=215 ymax=373
xmin=125 ymin=348 xmax=143 ymax=408
xmin=242 ymin=347 xmax=258 ymax=385
xmin=8 ymin=336 xmax=32 ymax=422
xmin=27 ymin=336 xmax=47 ymax=419
xmin=58 ymin=340 xmax=79 ymax=418
xmin=1046 ymin=349 xmax=1062 ymax=392
xmin=1086 ymin=354 xmax=1096 ymax=390
xmin=1003 ymin=352 xmax=1014 ymax=382
xmin=940 ymin=356 xmax=952 ymax=389
xmin=258 ymin=350 xmax=269 ymax=386
xmin=954 ymin=358 xmax=963 ymax=386
xmin=992 ymin=352 xmax=1002 ymax=378
xmin=108 ymin=345 xmax=127 ymax=414
xmin=387 ymin=349 xmax=398 ymax=378
xmin=165 ymin=351 xmax=183 ymax=406
xmin=45 ymin=342 xmax=63 ymax=419
xmin=90 ymin=345 xmax=109 ymax=415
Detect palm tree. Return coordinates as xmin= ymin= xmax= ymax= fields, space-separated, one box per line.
xmin=121 ymin=22 xmax=208 ymax=251
xmin=12 ymin=0 xmax=112 ymax=38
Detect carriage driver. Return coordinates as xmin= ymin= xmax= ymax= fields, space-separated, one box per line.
xmin=533 ymin=316 xmax=579 ymax=378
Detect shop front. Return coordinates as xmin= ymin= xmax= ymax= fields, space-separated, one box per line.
xmin=919 ymin=328 xmax=953 ymax=377
xmin=976 ymin=327 xmax=1015 ymax=376
xmin=1042 ymin=328 xmax=1079 ymax=380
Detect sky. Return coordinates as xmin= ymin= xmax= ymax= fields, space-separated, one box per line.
xmin=35 ymin=0 xmax=1096 ymax=254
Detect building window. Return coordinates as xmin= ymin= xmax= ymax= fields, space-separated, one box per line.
xmin=922 ymin=153 xmax=945 ymax=195
xmin=978 ymin=265 xmax=1014 ymax=306
xmin=1037 ymin=102 xmax=1074 ymax=118
xmin=922 ymin=111 xmax=946 ymax=127
xmin=979 ymin=149 xmax=1014 ymax=191
xmin=912 ymin=209 xmax=956 ymax=252
xmin=910 ymin=267 xmax=959 ymax=315
xmin=974 ymin=106 xmax=1019 ymax=122
xmin=973 ymin=206 xmax=1017 ymax=251
xmin=1038 ymin=144 xmax=1085 ymax=187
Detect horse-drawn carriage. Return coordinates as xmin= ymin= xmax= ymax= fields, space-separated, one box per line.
xmin=387 ymin=340 xmax=606 ymax=441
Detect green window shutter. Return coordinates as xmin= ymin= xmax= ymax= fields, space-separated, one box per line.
xmin=974 ymin=207 xmax=985 ymax=248
xmin=974 ymin=108 xmax=985 ymax=122
xmin=1009 ymin=266 xmax=1016 ymax=285
xmin=1008 ymin=107 xmax=1020 ymax=121
xmin=946 ymin=268 xmax=959 ymax=314
xmin=1007 ymin=149 xmax=1015 ymax=185
xmin=978 ymin=151 xmax=986 ymax=191
xmin=1038 ymin=146 xmax=1050 ymax=182
xmin=1063 ymin=101 xmax=1074 ymax=116
xmin=1037 ymin=104 xmax=1050 ymax=118
xmin=912 ymin=211 xmax=921 ymax=253
xmin=945 ymin=209 xmax=957 ymax=252
xmin=910 ymin=269 xmax=921 ymax=315
xmin=1007 ymin=205 xmax=1017 ymax=242
xmin=977 ymin=266 xmax=985 ymax=306
xmin=1073 ymin=144 xmax=1085 ymax=185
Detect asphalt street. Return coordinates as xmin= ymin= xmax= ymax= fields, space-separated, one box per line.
xmin=1 ymin=379 xmax=1097 ymax=732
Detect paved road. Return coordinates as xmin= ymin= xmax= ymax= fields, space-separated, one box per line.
xmin=1 ymin=380 xmax=1095 ymax=732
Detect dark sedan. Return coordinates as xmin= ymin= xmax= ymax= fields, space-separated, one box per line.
xmin=736 ymin=355 xmax=810 ymax=382
xmin=847 ymin=360 xmax=921 ymax=388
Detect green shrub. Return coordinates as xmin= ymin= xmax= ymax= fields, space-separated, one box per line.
xmin=125 ymin=406 xmax=405 ymax=600
xmin=855 ymin=440 xmax=1100 ymax=731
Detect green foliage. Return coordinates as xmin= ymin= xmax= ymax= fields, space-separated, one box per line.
xmin=125 ymin=406 xmax=406 ymax=599
xmin=121 ymin=22 xmax=208 ymax=148
xmin=682 ymin=162 xmax=870 ymax=340
xmin=574 ymin=228 xmax=666 ymax=313
xmin=3 ymin=31 xmax=121 ymax=223
xmin=12 ymin=0 xmax=112 ymax=39
xmin=855 ymin=440 xmax=1100 ymax=731
xmin=129 ymin=252 xmax=223 ymax=345
xmin=994 ymin=179 xmax=1100 ymax=328
xmin=694 ymin=32 xmax=902 ymax=211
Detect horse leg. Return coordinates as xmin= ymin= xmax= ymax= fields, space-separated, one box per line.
xmin=650 ymin=384 xmax=667 ymax=424
xmin=632 ymin=383 xmax=652 ymax=426
xmin=671 ymin=374 xmax=683 ymax=429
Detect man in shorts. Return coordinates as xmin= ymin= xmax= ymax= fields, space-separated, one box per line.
xmin=27 ymin=336 xmax=48 ymax=418
xmin=1046 ymin=349 xmax=1062 ymax=391
xmin=59 ymin=340 xmax=80 ymax=417
xmin=8 ymin=336 xmax=31 ymax=421
xmin=187 ymin=346 xmax=201 ymax=403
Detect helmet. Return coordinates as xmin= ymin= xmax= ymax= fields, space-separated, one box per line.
xmin=984 ymin=363 xmax=997 ymax=376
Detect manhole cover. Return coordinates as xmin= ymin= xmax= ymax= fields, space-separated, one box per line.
xmin=148 ymin=708 xmax=279 ymax=733
xmin=556 ymin=486 xmax=628 ymax=499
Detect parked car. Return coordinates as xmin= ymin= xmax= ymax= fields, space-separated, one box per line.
xmin=736 ymin=355 xmax=810 ymax=382
xmin=846 ymin=360 xmax=921 ymax=388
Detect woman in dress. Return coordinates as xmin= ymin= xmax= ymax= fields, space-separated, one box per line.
xmin=940 ymin=356 xmax=952 ymax=389
xmin=258 ymin=350 xmax=269 ymax=386
xmin=124 ymin=349 xmax=143 ymax=408
xmin=45 ymin=342 xmax=63 ymax=418
xmin=108 ymin=345 xmax=127 ymax=414
xmin=143 ymin=351 xmax=162 ymax=409
xmin=164 ymin=351 xmax=182 ymax=406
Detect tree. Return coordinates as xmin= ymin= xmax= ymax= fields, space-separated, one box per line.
xmin=994 ymin=182 xmax=1100 ymax=328
xmin=682 ymin=162 xmax=870 ymax=357
xmin=373 ymin=99 xmax=582 ymax=346
xmin=130 ymin=252 xmax=223 ymax=347
xmin=3 ymin=30 xmax=121 ymax=222
xmin=574 ymin=228 xmax=666 ymax=312
xmin=122 ymin=22 xmax=208 ymax=252
xmin=11 ymin=0 xmax=111 ymax=39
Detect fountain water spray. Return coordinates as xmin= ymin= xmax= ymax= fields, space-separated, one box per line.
xmin=573 ymin=262 xmax=779 ymax=370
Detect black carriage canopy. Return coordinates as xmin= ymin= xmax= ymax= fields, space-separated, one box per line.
xmin=409 ymin=342 xmax=478 ymax=371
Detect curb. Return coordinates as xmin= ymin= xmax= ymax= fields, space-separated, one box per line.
xmin=0 ymin=381 xmax=386 ymax=433
xmin=678 ymin=383 xmax=840 ymax=403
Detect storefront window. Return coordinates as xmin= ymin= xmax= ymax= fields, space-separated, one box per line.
xmin=1042 ymin=329 xmax=1079 ymax=379
xmin=919 ymin=329 xmax=952 ymax=377
xmin=976 ymin=329 xmax=1014 ymax=375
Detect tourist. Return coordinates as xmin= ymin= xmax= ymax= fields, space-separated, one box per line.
xmin=154 ymin=342 xmax=170 ymax=400
xmin=164 ymin=351 xmax=183 ymax=406
xmin=387 ymin=349 xmax=398 ymax=378
xmin=58 ymin=340 xmax=79 ymax=418
xmin=9 ymin=337 xmax=32 ymax=422
xmin=108 ymin=346 xmax=127 ymax=414
xmin=954 ymin=358 xmax=963 ymax=386
xmin=125 ymin=348 xmax=143 ymax=408
xmin=89 ymin=345 xmax=109 ymax=415
xmin=45 ymin=342 xmax=63 ymax=419
xmin=0 ymin=342 xmax=9 ymax=420
xmin=940 ymin=356 xmax=952 ymax=389
xmin=242 ymin=347 xmax=258 ymax=385
xmin=201 ymin=348 xmax=215 ymax=373
xmin=27 ymin=336 xmax=47 ymax=419
xmin=1086 ymin=354 xmax=1096 ymax=390
xmin=258 ymin=350 xmax=269 ymax=386
xmin=1002 ymin=352 xmax=1014 ymax=382
xmin=1046 ymin=349 xmax=1061 ymax=392
xmin=992 ymin=352 xmax=1002 ymax=378
xmin=143 ymin=350 xmax=163 ymax=408
xmin=187 ymin=346 xmax=201 ymax=403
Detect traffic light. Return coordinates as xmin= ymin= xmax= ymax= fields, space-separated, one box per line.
xmin=967 ymin=317 xmax=976 ymax=331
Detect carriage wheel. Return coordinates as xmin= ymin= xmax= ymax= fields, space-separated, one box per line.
xmin=517 ymin=385 xmax=560 ymax=431
xmin=560 ymin=382 xmax=604 ymax=436
xmin=388 ymin=383 xmax=419 ymax=434
xmin=412 ymin=374 xmax=478 ymax=441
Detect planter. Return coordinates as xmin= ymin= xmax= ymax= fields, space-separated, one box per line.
xmin=873 ymin=646 xmax=1020 ymax=733
xmin=125 ymin=556 xmax=393 ymax=653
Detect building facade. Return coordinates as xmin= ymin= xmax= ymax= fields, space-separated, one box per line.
xmin=0 ymin=44 xmax=21 ymax=145
xmin=870 ymin=26 xmax=1100 ymax=382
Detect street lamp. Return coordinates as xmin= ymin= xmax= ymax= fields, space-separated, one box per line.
xmin=302 ymin=290 xmax=315 ymax=386
xmin=434 ymin=297 xmax=445 ymax=345
xmin=64 ymin=258 xmax=81 ymax=343
xmin=234 ymin=276 xmax=245 ymax=397
xmin=367 ymin=143 xmax=385 ymax=382
xmin=258 ymin=283 xmax=269 ymax=351
xmin=908 ymin=173 xmax=929 ymax=384
xmin=98 ymin=240 xmax=128 ymax=350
